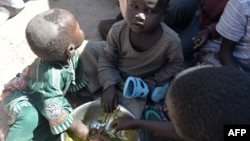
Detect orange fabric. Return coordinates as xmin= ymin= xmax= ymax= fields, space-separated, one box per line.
xmin=49 ymin=112 xmax=67 ymax=125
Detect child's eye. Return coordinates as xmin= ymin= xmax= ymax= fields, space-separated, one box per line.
xmin=130 ymin=3 xmax=138 ymax=9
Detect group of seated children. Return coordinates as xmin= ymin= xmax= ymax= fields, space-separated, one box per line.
xmin=0 ymin=0 xmax=250 ymax=141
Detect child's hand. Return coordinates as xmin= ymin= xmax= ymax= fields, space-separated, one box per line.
xmin=101 ymin=85 xmax=118 ymax=113
xmin=110 ymin=117 xmax=135 ymax=131
xmin=193 ymin=29 xmax=210 ymax=51
xmin=67 ymin=119 xmax=89 ymax=140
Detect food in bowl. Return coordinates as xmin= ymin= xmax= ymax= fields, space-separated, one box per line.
xmin=61 ymin=101 xmax=140 ymax=141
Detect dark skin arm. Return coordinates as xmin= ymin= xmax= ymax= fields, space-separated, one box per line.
xmin=110 ymin=117 xmax=183 ymax=141
xmin=219 ymin=37 xmax=239 ymax=68
xmin=101 ymin=85 xmax=119 ymax=113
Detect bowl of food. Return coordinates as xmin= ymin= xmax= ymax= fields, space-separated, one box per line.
xmin=61 ymin=100 xmax=141 ymax=141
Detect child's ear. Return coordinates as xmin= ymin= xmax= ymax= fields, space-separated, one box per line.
xmin=66 ymin=43 xmax=75 ymax=55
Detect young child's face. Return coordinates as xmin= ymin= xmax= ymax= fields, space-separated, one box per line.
xmin=58 ymin=12 xmax=84 ymax=64
xmin=67 ymin=14 xmax=84 ymax=49
xmin=126 ymin=0 xmax=164 ymax=33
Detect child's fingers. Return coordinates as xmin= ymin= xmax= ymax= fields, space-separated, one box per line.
xmin=192 ymin=37 xmax=201 ymax=44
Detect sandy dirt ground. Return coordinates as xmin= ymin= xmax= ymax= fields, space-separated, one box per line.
xmin=0 ymin=0 xmax=119 ymax=140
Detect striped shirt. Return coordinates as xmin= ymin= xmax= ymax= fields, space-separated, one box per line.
xmin=98 ymin=20 xmax=184 ymax=90
xmin=216 ymin=0 xmax=250 ymax=70
xmin=1 ymin=51 xmax=88 ymax=134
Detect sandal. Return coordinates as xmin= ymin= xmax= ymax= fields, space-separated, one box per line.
xmin=151 ymin=82 xmax=169 ymax=103
xmin=142 ymin=109 xmax=162 ymax=141
xmin=123 ymin=76 xmax=149 ymax=99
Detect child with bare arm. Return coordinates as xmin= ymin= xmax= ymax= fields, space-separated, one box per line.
xmin=167 ymin=66 xmax=250 ymax=141
xmin=216 ymin=0 xmax=250 ymax=76
xmin=110 ymin=66 xmax=250 ymax=141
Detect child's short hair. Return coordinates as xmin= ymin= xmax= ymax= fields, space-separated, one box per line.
xmin=158 ymin=0 xmax=170 ymax=13
xmin=147 ymin=0 xmax=170 ymax=13
xmin=166 ymin=66 xmax=250 ymax=141
xmin=25 ymin=8 xmax=73 ymax=61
